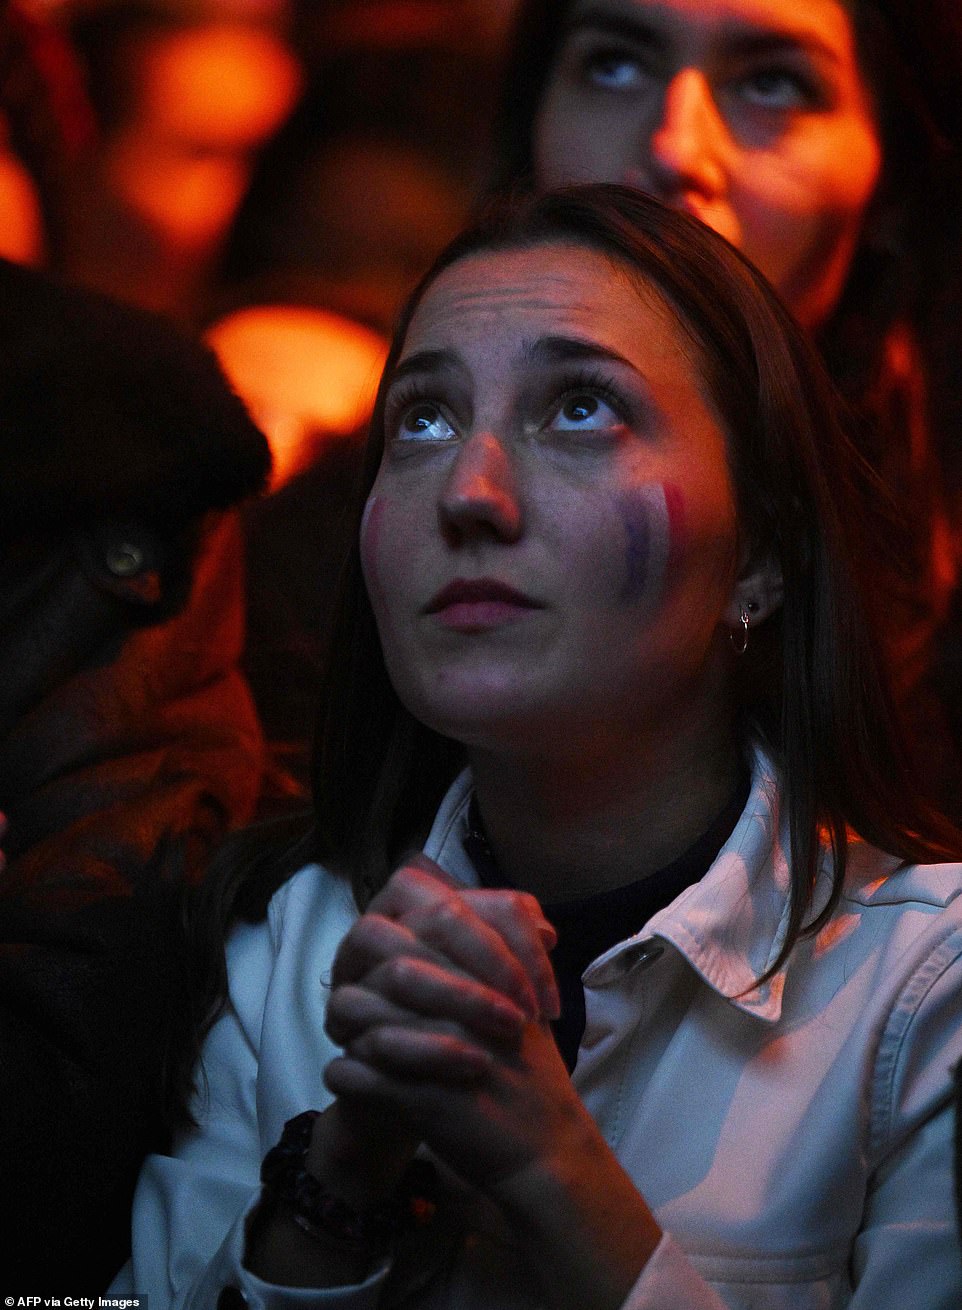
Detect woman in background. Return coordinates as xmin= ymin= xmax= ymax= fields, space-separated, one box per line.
xmin=494 ymin=0 xmax=962 ymax=814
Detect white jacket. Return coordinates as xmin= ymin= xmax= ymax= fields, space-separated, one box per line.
xmin=112 ymin=753 xmax=962 ymax=1308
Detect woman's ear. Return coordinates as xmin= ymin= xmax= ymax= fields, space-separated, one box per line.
xmin=723 ymin=554 xmax=783 ymax=631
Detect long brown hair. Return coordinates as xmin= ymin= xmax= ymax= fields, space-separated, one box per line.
xmin=492 ymin=1 xmax=962 ymax=716
xmin=176 ymin=186 xmax=961 ymax=1125
xmin=314 ymin=187 xmax=960 ymax=914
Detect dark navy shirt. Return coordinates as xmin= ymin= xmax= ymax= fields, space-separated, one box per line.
xmin=464 ymin=776 xmax=750 ymax=1071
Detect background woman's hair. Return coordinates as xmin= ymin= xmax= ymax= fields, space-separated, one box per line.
xmin=492 ymin=2 xmax=962 ymax=321
xmin=491 ymin=1 xmax=962 ymax=674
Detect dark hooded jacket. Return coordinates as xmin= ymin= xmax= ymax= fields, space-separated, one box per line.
xmin=0 ymin=258 xmax=271 ymax=1288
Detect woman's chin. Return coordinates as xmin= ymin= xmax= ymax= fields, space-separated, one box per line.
xmin=401 ymin=678 xmax=552 ymax=751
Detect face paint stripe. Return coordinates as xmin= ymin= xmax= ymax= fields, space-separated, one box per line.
xmin=645 ymin=484 xmax=672 ymax=608
xmin=663 ymin=481 xmax=687 ymax=570
xmin=617 ymin=483 xmax=684 ymax=608
xmin=618 ymin=490 xmax=651 ymax=603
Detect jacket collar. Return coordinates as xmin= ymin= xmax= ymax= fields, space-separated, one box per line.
xmin=422 ymin=751 xmax=829 ymax=1025
xmin=632 ymin=750 xmax=829 ymax=1022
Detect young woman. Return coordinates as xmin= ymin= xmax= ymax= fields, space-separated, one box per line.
xmin=113 ymin=187 xmax=962 ymax=1308
xmin=493 ymin=0 xmax=962 ymax=814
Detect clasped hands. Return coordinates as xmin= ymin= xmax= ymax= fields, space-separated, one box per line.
xmin=322 ymin=853 xmax=588 ymax=1204
xmin=311 ymin=855 xmax=660 ymax=1309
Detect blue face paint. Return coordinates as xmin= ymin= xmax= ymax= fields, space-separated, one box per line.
xmin=619 ymin=493 xmax=652 ymax=603
xmin=616 ymin=483 xmax=684 ymax=607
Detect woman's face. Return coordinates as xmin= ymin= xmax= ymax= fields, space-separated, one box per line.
xmin=361 ymin=242 xmax=749 ymax=761
xmin=534 ymin=0 xmax=881 ymax=330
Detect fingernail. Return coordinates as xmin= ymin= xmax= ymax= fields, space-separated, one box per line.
xmin=455 ymin=1047 xmax=495 ymax=1080
xmin=492 ymin=999 xmax=526 ymax=1036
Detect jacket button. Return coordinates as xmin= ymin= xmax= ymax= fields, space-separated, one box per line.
xmin=623 ymin=939 xmax=665 ymax=971
xmin=105 ymin=542 xmax=145 ymax=576
xmin=217 ymin=1288 xmax=248 ymax=1309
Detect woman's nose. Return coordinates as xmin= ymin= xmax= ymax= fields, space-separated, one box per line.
xmin=646 ymin=69 xmax=727 ymax=200
xmin=438 ymin=431 xmax=522 ymax=544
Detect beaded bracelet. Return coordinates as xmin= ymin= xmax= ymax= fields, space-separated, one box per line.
xmin=260 ymin=1111 xmax=439 ymax=1251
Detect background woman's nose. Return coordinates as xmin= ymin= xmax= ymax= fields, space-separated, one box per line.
xmin=438 ymin=431 xmax=523 ymax=543
xmin=647 ymin=69 xmax=727 ymax=199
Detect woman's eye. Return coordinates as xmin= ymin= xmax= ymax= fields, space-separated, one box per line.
xmin=736 ymin=67 xmax=812 ymax=111
xmin=550 ymin=393 xmax=621 ymax=431
xmin=395 ymin=403 xmax=457 ymax=443
xmin=582 ymin=47 xmax=647 ymax=92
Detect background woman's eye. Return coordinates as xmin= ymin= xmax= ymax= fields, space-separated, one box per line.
xmin=737 ymin=68 xmax=811 ymax=110
xmin=583 ymin=49 xmax=646 ymax=91
xmin=551 ymin=393 xmax=620 ymax=431
xmin=397 ymin=403 xmax=457 ymax=442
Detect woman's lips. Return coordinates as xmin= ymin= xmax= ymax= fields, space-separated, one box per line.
xmin=425 ymin=579 xmax=542 ymax=631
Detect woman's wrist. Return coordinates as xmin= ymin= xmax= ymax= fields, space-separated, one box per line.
xmin=263 ymin=1112 xmax=415 ymax=1249
xmin=245 ymin=1189 xmax=381 ymax=1289
xmin=493 ymin=1119 xmax=662 ymax=1310
xmin=306 ymin=1100 xmax=419 ymax=1208
xmin=244 ymin=1105 xmax=435 ymax=1291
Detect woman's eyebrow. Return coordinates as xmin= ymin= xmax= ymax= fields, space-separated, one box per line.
xmin=565 ymin=6 xmax=842 ymax=68
xmin=723 ymin=29 xmax=843 ymax=69
xmin=388 ymin=348 xmax=468 ymax=387
xmin=563 ymin=8 xmax=661 ymax=48
xmin=522 ymin=334 xmax=638 ymax=373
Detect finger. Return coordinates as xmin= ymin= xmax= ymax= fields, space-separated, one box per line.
xmin=402 ymin=897 xmax=542 ymax=1020
xmin=366 ymin=856 xmax=462 ymax=922
xmin=331 ymin=911 xmax=537 ymax=1034
xmin=326 ymin=986 xmax=501 ymax=1053
xmin=458 ymin=889 xmax=560 ymax=1023
xmin=325 ymin=984 xmax=412 ymax=1048
xmin=349 ymin=1026 xmax=494 ymax=1080
xmin=327 ymin=961 xmax=527 ymax=1047
xmin=378 ymin=857 xmax=556 ymax=957
xmin=330 ymin=1026 xmax=494 ymax=1085
xmin=377 ymin=860 xmax=559 ymax=1021
xmin=330 ymin=913 xmax=438 ymax=989
xmin=350 ymin=860 xmax=559 ymax=1021
xmin=468 ymin=888 xmax=556 ymax=949
xmin=376 ymin=954 xmax=528 ymax=1040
